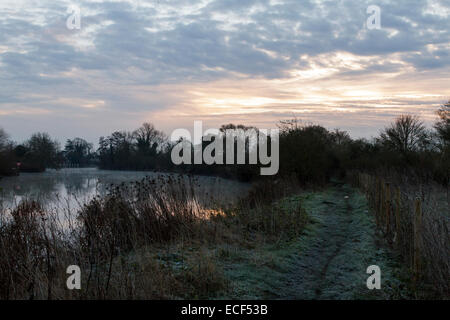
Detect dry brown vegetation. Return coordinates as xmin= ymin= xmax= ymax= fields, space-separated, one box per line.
xmin=352 ymin=171 xmax=449 ymax=298
xmin=0 ymin=175 xmax=307 ymax=300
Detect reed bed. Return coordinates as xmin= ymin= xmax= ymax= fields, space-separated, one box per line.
xmin=351 ymin=171 xmax=449 ymax=298
xmin=0 ymin=174 xmax=307 ymax=299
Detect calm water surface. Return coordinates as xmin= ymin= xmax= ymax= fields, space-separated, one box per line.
xmin=0 ymin=168 xmax=250 ymax=213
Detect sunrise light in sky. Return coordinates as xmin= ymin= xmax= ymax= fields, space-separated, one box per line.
xmin=1 ymin=0 xmax=449 ymax=143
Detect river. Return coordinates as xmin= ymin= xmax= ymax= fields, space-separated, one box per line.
xmin=0 ymin=168 xmax=250 ymax=214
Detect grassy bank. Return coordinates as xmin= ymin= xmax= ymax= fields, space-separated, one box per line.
xmin=217 ymin=184 xmax=411 ymax=300
xmin=0 ymin=175 xmax=308 ymax=299
xmin=1 ymin=175 xmax=440 ymax=300
xmin=351 ymin=172 xmax=449 ymax=298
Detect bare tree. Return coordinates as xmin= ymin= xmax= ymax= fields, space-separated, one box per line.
xmin=0 ymin=128 xmax=9 ymax=151
xmin=0 ymin=128 xmax=13 ymax=175
xmin=331 ymin=129 xmax=351 ymax=146
xmin=133 ymin=123 xmax=166 ymax=155
xmin=64 ymin=138 xmax=94 ymax=167
xmin=379 ymin=115 xmax=428 ymax=154
xmin=435 ymin=101 xmax=450 ymax=147
xmin=25 ymin=132 xmax=61 ymax=169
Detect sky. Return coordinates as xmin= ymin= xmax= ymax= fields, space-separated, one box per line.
xmin=0 ymin=0 xmax=449 ymax=145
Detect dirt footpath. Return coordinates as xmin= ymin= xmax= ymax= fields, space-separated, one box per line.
xmin=280 ymin=184 xmax=404 ymax=299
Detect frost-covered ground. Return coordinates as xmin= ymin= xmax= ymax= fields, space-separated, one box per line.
xmin=281 ymin=184 xmax=406 ymax=299
xmin=222 ymin=184 xmax=408 ymax=300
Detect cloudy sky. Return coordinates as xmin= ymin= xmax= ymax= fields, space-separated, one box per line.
xmin=0 ymin=0 xmax=449 ymax=144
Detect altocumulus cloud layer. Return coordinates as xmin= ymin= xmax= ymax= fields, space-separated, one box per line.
xmin=0 ymin=0 xmax=449 ymax=142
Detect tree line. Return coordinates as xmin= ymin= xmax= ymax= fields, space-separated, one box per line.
xmin=0 ymin=101 xmax=448 ymax=186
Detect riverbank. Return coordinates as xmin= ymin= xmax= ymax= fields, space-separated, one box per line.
xmin=213 ymin=184 xmax=409 ymax=299
xmin=79 ymin=183 xmax=410 ymax=299
xmin=0 ymin=178 xmax=425 ymax=300
xmin=0 ymin=176 xmax=301 ymax=299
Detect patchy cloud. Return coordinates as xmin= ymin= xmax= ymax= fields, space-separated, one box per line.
xmin=0 ymin=0 xmax=449 ymax=142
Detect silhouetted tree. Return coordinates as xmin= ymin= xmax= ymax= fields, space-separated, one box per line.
xmin=379 ymin=115 xmax=429 ymax=155
xmin=434 ymin=101 xmax=450 ymax=187
xmin=0 ymin=128 xmax=8 ymax=151
xmin=21 ymin=133 xmax=61 ymax=171
xmin=435 ymin=101 xmax=450 ymax=147
xmin=0 ymin=128 xmax=16 ymax=176
xmin=98 ymin=131 xmax=135 ymax=170
xmin=64 ymin=138 xmax=94 ymax=167
xmin=133 ymin=123 xmax=165 ymax=156
xmin=278 ymin=119 xmax=335 ymax=184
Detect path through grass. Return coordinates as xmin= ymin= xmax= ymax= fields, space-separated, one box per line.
xmin=221 ymin=183 xmax=408 ymax=299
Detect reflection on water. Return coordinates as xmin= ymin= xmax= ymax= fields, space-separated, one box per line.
xmin=0 ymin=168 xmax=250 ymax=213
